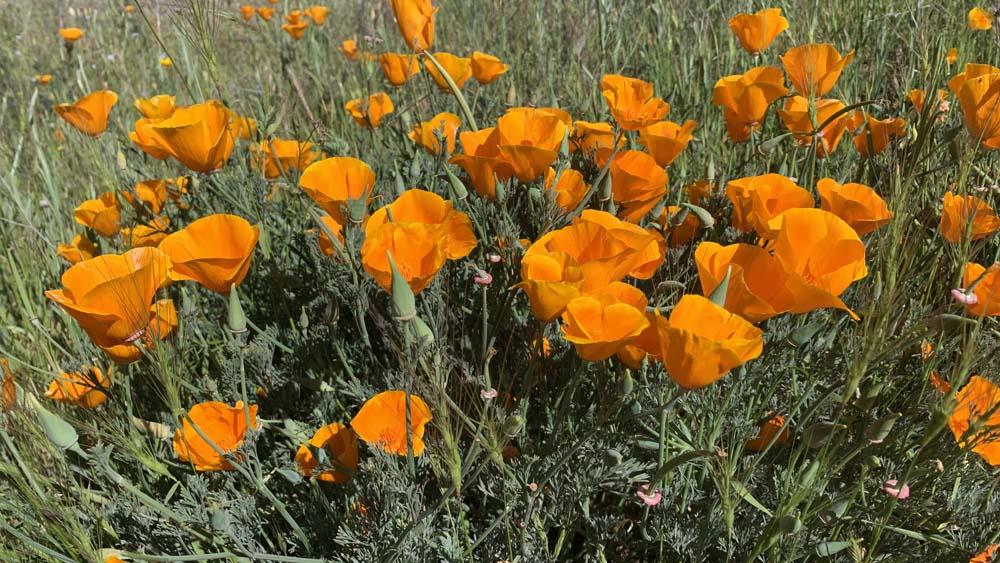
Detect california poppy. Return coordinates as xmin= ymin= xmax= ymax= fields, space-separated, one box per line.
xmin=939 ymin=190 xmax=1000 ymax=243
xmin=45 ymin=365 xmax=108 ymax=409
xmin=146 ymin=100 xmax=240 ymax=173
xmin=817 ymin=178 xmax=892 ymax=236
xmin=74 ymin=192 xmax=122 ymax=237
xmin=345 ymin=92 xmax=395 ymax=129
xmin=600 ymin=74 xmax=670 ymax=130
xmin=351 ymin=390 xmax=433 ymax=455
xmin=780 ymin=43 xmax=855 ymax=97
xmin=360 ymin=222 xmax=447 ymax=294
xmin=251 ymin=139 xmax=320 ymax=179
xmin=609 ymin=150 xmax=668 ymax=222
xmin=389 ymin=0 xmax=436 ymax=52
xmin=949 ymin=64 xmax=1000 ymax=149
xmin=685 ymin=179 xmax=713 ymax=204
xmin=561 ymin=291 xmax=650 ymax=361
xmin=449 ymin=127 xmax=513 ymax=198
xmin=495 ymin=107 xmax=567 ymax=182
xmin=409 ymin=112 xmax=461 ymax=155
xmin=158 ymin=214 xmax=259 ymax=294
xmin=128 ymin=179 xmax=169 ymax=214
xmin=57 ymin=233 xmax=98 ymax=264
xmin=173 ymin=401 xmax=259 ymax=471
xmin=1 ymin=359 xmax=14 ymax=413
xmin=568 ymin=120 xmax=622 ymax=166
xmin=34 ymin=74 xmax=52 ymax=85
xmin=962 ymin=262 xmax=1000 ymax=316
xmin=471 ymin=51 xmax=509 ymax=84
xmin=637 ymin=120 xmax=697 ymax=168
xmin=851 ymin=113 xmax=906 ymax=157
xmin=712 ymin=66 xmax=789 ymax=141
xmin=949 ymin=375 xmax=1000 ymax=466
xmin=908 ymin=88 xmax=949 ymax=115
xmin=366 ymin=189 xmax=477 ymax=260
xmin=947 ymin=47 xmax=958 ymax=65
xmin=514 ymin=251 xmax=585 ymax=322
xmin=971 ymin=545 xmax=1000 ymax=563
xmin=778 ymin=96 xmax=851 ymax=156
xmin=745 ymin=413 xmax=790 ymax=452
xmin=121 ymin=217 xmax=171 ymax=249
xmin=295 ymin=423 xmax=359 ymax=483
xmin=423 ymin=52 xmax=473 ymax=91
xmin=969 ymin=7 xmax=993 ymax=30
xmin=339 ymin=39 xmax=360 ymax=61
xmin=544 ymin=167 xmax=589 ymax=211
xmin=725 ymin=173 xmax=813 ymax=234
xmin=304 ymin=5 xmax=330 ymax=25
xmin=134 ymin=94 xmax=176 ymax=120
xmin=314 ymin=215 xmax=345 ymax=257
xmin=660 ymin=205 xmax=701 ymax=247
xmin=58 ymin=27 xmax=84 ymax=43
xmin=299 ymin=156 xmax=376 ymax=223
xmin=239 ymin=5 xmax=256 ymax=20
xmin=728 ymin=8 xmax=788 ymax=55
xmin=256 ymin=7 xmax=275 ymax=21
xmin=282 ymin=21 xmax=309 ymax=40
xmin=379 ymin=53 xmax=422 ymax=86
xmin=130 ymin=118 xmax=173 ymax=160
xmin=55 ymin=90 xmax=118 ymax=138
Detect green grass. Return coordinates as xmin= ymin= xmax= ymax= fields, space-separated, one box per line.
xmin=2 ymin=0 xmax=1000 ymax=561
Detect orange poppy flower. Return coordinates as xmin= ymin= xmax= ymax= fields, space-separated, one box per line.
xmin=940 ymin=190 xmax=1000 ymax=243
xmin=725 ymin=173 xmax=813 ymax=234
xmin=514 ymin=251 xmax=585 ymax=323
xmin=471 ymin=51 xmax=509 ymax=84
xmin=130 ymin=118 xmax=172 ymax=160
xmin=34 ymin=74 xmax=53 ymax=85
xmin=74 ymin=192 xmax=122 ymax=237
xmin=304 ymin=5 xmax=330 ymax=25
xmin=379 ymin=53 xmax=421 ymax=86
xmin=685 ymin=179 xmax=713 ymax=204
xmin=295 ymin=423 xmax=359 ymax=483
xmin=423 ymin=52 xmax=473 ymax=91
xmin=345 ymin=92 xmax=395 ymax=129
xmin=728 ymin=8 xmax=788 ymax=55
xmin=158 ymin=214 xmax=259 ymax=294
xmin=45 ymin=365 xmax=108 ymax=409
xmin=55 ymin=90 xmax=118 ymax=138
xmin=57 ymin=233 xmax=98 ymax=264
xmin=969 ymin=7 xmax=993 ymax=30
xmin=712 ymin=66 xmax=789 ymax=141
xmin=389 ymin=0 xmax=436 ymax=52
xmin=495 ymin=107 xmax=567 ymax=182
xmin=299 ymin=156 xmax=376 ymax=223
xmin=949 ymin=375 xmax=1000 ymax=466
xmin=338 ymin=39 xmax=360 ymax=61
xmin=58 ymin=27 xmax=84 ymax=43
xmin=449 ymin=127 xmax=513 ymax=198
xmin=173 ymin=401 xmax=259 ymax=471
xmin=947 ymin=48 xmax=958 ymax=65
xmin=360 ymin=222 xmax=448 ymax=294
xmin=600 ymin=74 xmax=670 ymax=130
xmin=851 ymin=113 xmax=906 ymax=157
xmin=127 ymin=179 xmax=169 ymax=214
xmin=409 ymin=112 xmax=461 ymax=155
xmin=285 ymin=10 xmax=304 ymax=24
xmin=780 ymin=43 xmax=855 ymax=97
xmin=660 ymin=205 xmax=701 ymax=247
xmin=101 ymin=297 xmax=177 ymax=364
xmin=351 ymin=390 xmax=433 ymax=455
xmin=134 ymin=94 xmax=176 ymax=120
xmin=655 ymin=294 xmax=763 ymax=389
xmin=145 ymin=100 xmax=240 ymax=173
xmin=282 ymin=21 xmax=308 ymax=40
xmin=366 ymin=189 xmax=477 ymax=260
xmin=1 ymin=359 xmax=14 ymax=413
xmin=570 ymin=120 xmax=623 ymax=166
xmin=256 ymin=7 xmax=275 ymax=21
xmin=561 ymin=291 xmax=650 ymax=361
xmin=45 ymin=247 xmax=171 ymax=350
xmin=250 ymin=139 xmax=320 ymax=179
xmin=239 ymin=5 xmax=255 ymax=20
xmin=962 ymin=262 xmax=1000 ymax=316
xmin=971 ymin=545 xmax=1000 ymax=563
xmin=314 ymin=215 xmax=345 ymax=257
xmin=544 ymin=167 xmax=589 ymax=211
xmin=121 ymin=217 xmax=171 ymax=249
xmin=745 ymin=413 xmax=790 ymax=452
xmin=817 ymin=178 xmax=892 ymax=236
xmin=778 ymin=96 xmax=851 ymax=157
xmin=637 ymin=119 xmax=697 ymax=168
xmin=609 ymin=150 xmax=668 ymax=223
xmin=949 ymin=64 xmax=1000 ymax=149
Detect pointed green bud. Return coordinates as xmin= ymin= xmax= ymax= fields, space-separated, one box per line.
xmin=26 ymin=393 xmax=79 ymax=451
xmin=387 ymin=252 xmax=416 ymax=321
xmin=444 ymin=166 xmax=468 ymax=200
xmin=228 ymin=284 xmax=248 ymax=334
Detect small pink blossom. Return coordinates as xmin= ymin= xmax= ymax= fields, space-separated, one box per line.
xmin=474 ymin=270 xmax=493 ymax=285
xmin=881 ymin=479 xmax=910 ymax=499
xmin=951 ymin=288 xmax=979 ymax=305
xmin=486 ymin=253 xmax=502 ymax=263
xmin=481 ymin=388 xmax=498 ymax=400
xmin=636 ymin=485 xmax=662 ymax=506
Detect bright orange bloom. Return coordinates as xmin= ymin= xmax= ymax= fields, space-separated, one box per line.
xmin=609 ymin=150 xmax=668 ymax=222
xmin=685 ymin=179 xmax=713 ymax=204
xmin=389 ymin=0 xmax=436 ymax=52
xmin=256 ymin=7 xmax=275 ymax=21
xmin=121 ymin=217 xmax=170 ymax=249
xmin=780 ymin=43 xmax=855 ymax=97
xmin=727 ymin=8 xmax=789 ymax=55
xmin=173 ymin=401 xmax=259 ymax=471
xmin=745 ymin=413 xmax=790 ymax=452
xmin=45 ymin=365 xmax=108 ymax=408
xmin=637 ymin=119 xmax=697 ymax=168
xmin=949 ymin=64 xmax=1000 ymax=149
xmin=940 ymin=190 xmax=1000 ymax=243
xmin=660 ymin=205 xmax=701 ymax=247
xmin=295 ymin=423 xmax=358 ymax=483
xmin=158 ymin=214 xmax=259 ymax=294
xmin=339 ymin=39 xmax=360 ymax=61
xmin=949 ymin=376 xmax=1000 ymax=466
xmin=947 ymin=47 xmax=958 ymax=65
xmin=239 ymin=5 xmax=255 ymax=20
xmin=304 ymin=5 xmax=330 ymax=25
xmin=145 ymin=100 xmax=240 ymax=173
xmin=817 ymin=178 xmax=892 ymax=236
xmin=134 ymin=95 xmax=176 ymax=119
xmin=495 ymin=107 xmax=567 ymax=182
xmin=515 ymin=251 xmax=585 ymax=322
xmin=282 ymin=21 xmax=309 ymax=40
xmin=285 ymin=10 xmax=304 ymax=24
xmin=58 ymin=27 xmax=84 ymax=43
xmin=962 ymin=262 xmax=1000 ymax=316
xmin=712 ymin=66 xmax=789 ymax=141
xmin=57 ymin=233 xmax=98 ymax=264
xmin=561 ymin=290 xmax=650 ymax=361
xmin=471 ymin=51 xmax=509 ymax=84
xmin=34 ymin=74 xmax=52 ymax=85
xmin=544 ymin=167 xmax=589 ymax=211
xmin=103 ymin=298 xmax=177 ymax=364
xmin=778 ymin=96 xmax=851 ymax=156
xmin=423 ymin=52 xmax=472 ymax=90
xmin=449 ymin=127 xmax=513 ymax=198
xmin=74 ymin=192 xmax=122 ymax=237
xmin=379 ymin=53 xmax=421 ymax=86
xmin=969 ymin=7 xmax=993 ymax=30
xmin=299 ymin=156 xmax=376 ymax=223
xmin=126 ymin=179 xmax=169 ymax=214
xmin=361 ymin=222 xmax=448 ymax=294
xmin=409 ymin=112 xmax=461 ymax=155
xmin=251 ymin=139 xmax=320 ymax=179
xmin=850 ymin=113 xmax=906 ymax=157
xmin=130 ymin=117 xmax=172 ymax=160
xmin=345 ymin=92 xmax=394 ymax=129
xmin=971 ymin=545 xmax=1000 ymax=563
xmin=600 ymin=74 xmax=670 ymax=130
xmin=725 ymin=173 xmax=813 ymax=234
xmin=570 ymin=120 xmax=623 ymax=166
xmin=1 ymin=359 xmax=14 ymax=414
xmin=366 ymin=189 xmax=477 ymax=260
xmin=55 ymin=90 xmax=117 ymax=138
xmin=313 ymin=215 xmax=345 ymax=257
xmin=351 ymin=390 xmax=433 ymax=455
xmin=655 ymin=294 xmax=763 ymax=389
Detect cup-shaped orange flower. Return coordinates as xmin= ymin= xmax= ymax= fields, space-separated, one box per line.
xmin=366 ymin=189 xmax=477 ymax=260
xmin=637 ymin=120 xmax=697 ymax=168
xmin=299 ymin=156 xmax=376 ymax=223
xmin=146 ymin=100 xmax=240 ymax=173
xmin=173 ymin=401 xmax=259 ymax=471
xmin=725 ymin=173 xmax=813 ymax=234
xmin=514 ymin=251 xmax=584 ymax=323
xmin=817 ymin=178 xmax=892 ymax=236
xmin=379 ymin=53 xmax=422 ymax=86
xmin=561 ymin=292 xmax=650 ymax=361
xmin=949 ymin=375 xmax=1000 ymax=466
xmin=471 ymin=51 xmax=509 ymax=84
xmin=908 ymin=88 xmax=950 ymax=116
xmin=389 ymin=0 xmax=435 ymax=52
xmin=127 ymin=180 xmax=168 ymax=214
xmin=135 ymin=95 xmax=176 ymax=120
xmin=544 ymin=167 xmax=588 ymax=211
xmin=338 ymin=39 xmax=360 ymax=61
xmin=45 ymin=247 xmax=171 ymax=349
xmin=74 ymin=192 xmax=122 ymax=237
xmin=655 ymin=294 xmax=763 ymax=389
xmin=295 ymin=423 xmax=359 ymax=483
xmin=728 ymin=8 xmax=789 ymax=55
xmin=610 ymin=150 xmax=668 ymax=222
xmin=949 ymin=64 xmax=1000 ymax=149
xmin=282 ymin=21 xmax=309 ymax=40
xmin=712 ymin=66 xmax=789 ymax=141
xmin=496 ymin=107 xmax=567 ymax=182
xmin=449 ymin=127 xmax=513 ymax=198
xmin=58 ymin=27 xmax=84 ymax=43
xmin=130 ymin=118 xmax=172 ymax=160
xmin=256 ymin=7 xmax=275 ymax=20
xmin=423 ymin=52 xmax=472 ymax=91
xmin=851 ymin=113 xmax=906 ymax=157
xmin=313 ymin=215 xmax=345 ymax=257
xmin=345 ymin=92 xmax=395 ymax=129
xmin=569 ymin=121 xmax=624 ymax=167
xmin=409 ymin=112 xmax=461 ymax=155
xmin=121 ymin=217 xmax=171 ymax=249
xmin=158 ymin=214 xmax=259 ymax=294
xmin=361 ymin=222 xmax=448 ymax=294
xmin=780 ymin=43 xmax=855 ymax=97
xmin=99 ymin=297 xmax=177 ymax=364
xmin=745 ymin=413 xmax=790 ymax=452
xmin=600 ymin=74 xmax=670 ymax=130
xmin=939 ymin=190 xmax=1000 ymax=243
xmin=963 ymin=262 xmax=1000 ymax=316
xmin=304 ymin=5 xmax=330 ymax=25
xmin=351 ymin=390 xmax=433 ymax=456
xmin=251 ymin=139 xmax=320 ymax=179
xmin=240 ymin=5 xmax=256 ymax=20
xmin=55 ymin=90 xmax=118 ymax=138
xmin=969 ymin=7 xmax=993 ymax=30
xmin=577 ymin=210 xmax=666 ymax=279
xmin=778 ymin=96 xmax=851 ymax=157
xmin=57 ymin=234 xmax=98 ymax=264
xmin=45 ymin=366 xmax=109 ymax=409
xmin=661 ymin=205 xmax=701 ymax=247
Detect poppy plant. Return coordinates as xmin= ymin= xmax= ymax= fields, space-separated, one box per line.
xmin=962 ymin=262 xmax=1000 ymax=316
xmin=282 ymin=21 xmax=309 ymax=40
xmin=379 ymin=53 xmax=422 ymax=86
xmin=544 ymin=167 xmax=589 ymax=211
xmin=908 ymin=88 xmax=949 ymax=115
xmin=471 ymin=51 xmax=509 ymax=84
xmin=423 ymin=52 xmax=473 ymax=91
xmin=339 ymin=39 xmax=360 ymax=61
xmin=780 ymin=43 xmax=855 ymax=97
xmin=121 ymin=217 xmax=171 ymax=249
xmin=239 ymin=5 xmax=255 ymax=20
xmin=495 ymin=107 xmax=567 ymax=182
xmin=299 ymin=156 xmax=377 ymax=223
xmin=972 ymin=545 xmax=1000 ymax=563
xmin=55 ymin=90 xmax=118 ymax=138
xmin=600 ymin=74 xmax=670 ymax=130
xmin=351 ymin=390 xmax=433 ymax=456
xmin=712 ymin=66 xmax=789 ymax=142
xmin=295 ymin=423 xmax=359 ymax=483
xmin=313 ymin=215 xmax=345 ymax=257
xmin=949 ymin=375 xmax=1000 ymax=466
xmin=57 ymin=234 xmax=98 ymax=264
xmin=74 ymin=192 xmax=122 ymax=237
xmin=745 ymin=413 xmax=790 ymax=452
xmin=850 ymin=113 xmax=906 ymax=157
xmin=724 ymin=173 xmax=814 ymax=235
xmin=561 ymin=291 xmax=650 ymax=361
xmin=127 ymin=179 xmax=169 ymax=214
xmin=173 ymin=401 xmax=259 ymax=471
xmin=660 ymin=205 xmax=701 ymax=247
xmin=449 ymin=127 xmax=513 ymax=198
xmin=389 ymin=0 xmax=436 ymax=52
xmin=728 ymin=8 xmax=788 ymax=55
xmin=134 ymin=95 xmax=176 ymax=120
xmin=514 ymin=251 xmax=585 ymax=322
xmin=778 ymin=96 xmax=851 ymax=157
xmin=948 ymin=64 xmax=1000 ymax=149
xmin=345 ymin=92 xmax=395 ymax=129
xmin=144 ymin=100 xmax=240 ymax=173
xmin=256 ymin=7 xmax=275 ymax=21
xmin=250 ymin=139 xmax=321 ymax=179
xmin=158 ymin=214 xmax=260 ymax=294
xmin=609 ymin=150 xmax=668 ymax=222
xmin=409 ymin=112 xmax=461 ymax=155
xmin=569 ymin=120 xmax=623 ymax=166
xmin=304 ymin=5 xmax=330 ymax=25
xmin=637 ymin=119 xmax=697 ymax=168
xmin=366 ymin=190 xmax=477 ymax=260
xmin=360 ymin=222 xmax=448 ymax=294
xmin=817 ymin=178 xmax=892 ymax=236
xmin=45 ymin=366 xmax=109 ymax=409
xmin=969 ymin=7 xmax=993 ymax=30
xmin=34 ymin=74 xmax=52 ymax=85
xmin=58 ymin=27 xmax=84 ymax=43
xmin=939 ymin=190 xmax=1000 ymax=243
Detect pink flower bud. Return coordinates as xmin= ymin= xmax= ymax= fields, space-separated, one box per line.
xmin=951 ymin=288 xmax=979 ymax=305
xmin=636 ymin=484 xmax=662 ymax=506
xmin=881 ymin=479 xmax=910 ymax=499
xmin=474 ymin=270 xmax=493 ymax=285
xmin=486 ymin=252 xmax=501 ymax=263
xmin=481 ymin=388 xmax=498 ymax=400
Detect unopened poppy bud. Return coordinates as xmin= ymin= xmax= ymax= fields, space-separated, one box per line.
xmin=211 ymin=507 xmax=231 ymax=532
xmin=393 ymin=164 xmax=406 ymax=196
xmin=227 ymin=284 xmax=248 ymax=334
xmin=26 ymin=393 xmax=80 ymax=451
xmin=409 ymin=315 xmax=434 ymax=345
xmin=559 ymin=129 xmax=570 ymax=159
xmin=619 ymin=372 xmax=634 ymax=396
xmin=444 ymin=166 xmax=468 ymax=200
xmin=597 ymin=172 xmax=613 ymax=202
xmin=603 ymin=449 xmax=623 ymax=466
xmin=298 ymin=306 xmax=309 ymax=330
xmin=348 ymin=196 xmax=367 ymax=224
xmin=865 ymin=412 xmax=900 ymax=444
xmin=387 ymin=252 xmax=417 ymax=321
xmin=629 ymin=400 xmax=642 ymax=415
xmin=408 ymin=155 xmax=421 ymax=180
xmin=503 ymin=415 xmax=524 ymax=437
